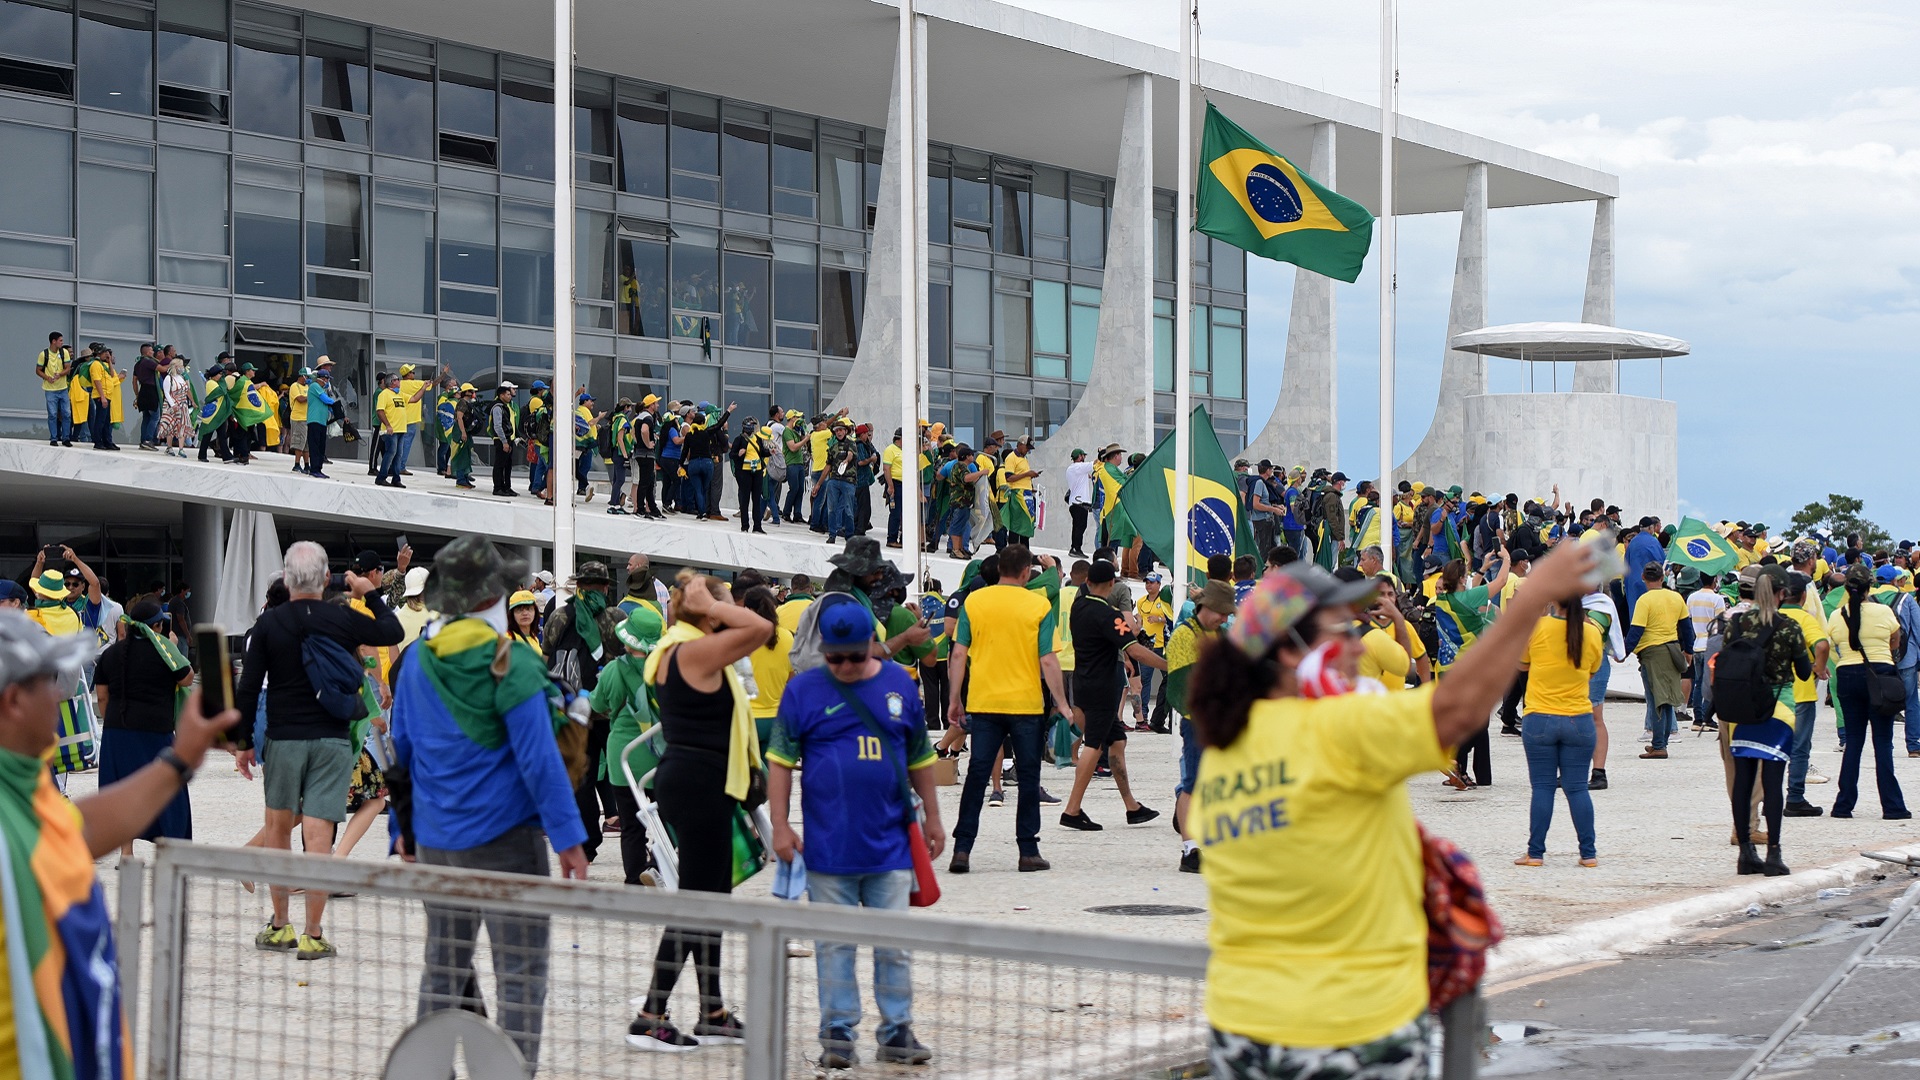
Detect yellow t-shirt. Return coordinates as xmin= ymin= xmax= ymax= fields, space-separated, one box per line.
xmin=1781 ymin=606 xmax=1827 ymax=704
xmin=749 ymin=627 xmax=795 ymax=719
xmin=1521 ymin=615 xmax=1604 ymax=715
xmin=956 ymin=584 xmax=1056 ymax=714
xmin=776 ymin=596 xmax=814 ymax=635
xmin=377 ymin=388 xmax=408 ymax=433
xmin=880 ymin=442 xmax=904 ymax=481
xmin=808 ymin=428 xmax=833 ymax=472
xmin=37 ymin=347 xmax=71 ymax=391
xmin=1198 ymin=684 xmax=1451 ymax=1048
xmin=1357 ymin=624 xmax=1426 ymax=690
xmin=289 ymin=381 xmax=309 ymax=424
xmin=1137 ymin=594 xmax=1174 ymax=649
xmin=1054 ymin=584 xmax=1078 ymax=673
xmin=398 ymin=378 xmax=427 ymax=429
xmin=1630 ymin=588 xmax=1688 ymax=651
xmin=1827 ymin=602 xmax=1899 ymax=667
xmin=1003 ymin=451 xmax=1034 ymax=491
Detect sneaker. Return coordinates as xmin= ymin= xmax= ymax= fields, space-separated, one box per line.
xmin=987 ymin=790 xmax=1005 ymax=808
xmin=1588 ymin=768 xmax=1608 ymax=791
xmin=1059 ymin=810 xmax=1103 ymax=831
xmin=1784 ymin=801 xmax=1824 ymax=817
xmin=1636 ymin=730 xmax=1653 ymax=743
xmin=294 ymin=933 xmax=336 ymax=960
xmin=1808 ymin=772 xmax=1830 ymax=784
xmin=1179 ymin=848 xmax=1201 ymax=874
xmin=876 ymin=1025 xmax=933 ymax=1065
xmin=692 ymin=1009 xmax=745 ymax=1045
xmin=1126 ymin=804 xmax=1161 ymax=825
xmin=626 ymin=1015 xmax=698 ymax=1053
xmin=1036 ymin=787 xmax=1061 ymax=806
xmin=820 ymin=1028 xmax=858 ymax=1070
xmin=1094 ymin=765 xmax=1112 ymax=778
xmin=254 ymin=922 xmax=297 ymax=952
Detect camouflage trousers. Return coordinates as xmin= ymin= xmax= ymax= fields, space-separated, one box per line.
xmin=1208 ymin=1014 xmax=1430 ymax=1080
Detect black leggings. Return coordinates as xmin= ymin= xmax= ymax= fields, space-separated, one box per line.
xmin=642 ymin=752 xmax=732 ymax=1018
xmin=1455 ymin=724 xmax=1492 ymax=786
xmin=609 ymin=786 xmax=653 ymax=886
xmin=1732 ymin=756 xmax=1784 ymax=845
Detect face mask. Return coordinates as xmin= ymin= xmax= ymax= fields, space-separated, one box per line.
xmin=1294 ymin=638 xmax=1354 ymax=700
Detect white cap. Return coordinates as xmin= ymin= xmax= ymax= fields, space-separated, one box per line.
xmin=402 ymin=566 xmax=430 ymax=598
xmin=533 ymin=570 xmax=556 ymax=586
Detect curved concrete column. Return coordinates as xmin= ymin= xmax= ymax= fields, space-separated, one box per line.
xmin=1572 ymin=197 xmax=1617 ymax=392
xmin=1245 ymin=121 xmax=1337 ymax=470
xmin=1399 ymin=161 xmax=1487 ymax=483
xmin=1029 ymin=72 xmax=1154 ymax=553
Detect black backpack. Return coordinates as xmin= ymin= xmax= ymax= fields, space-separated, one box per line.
xmin=1710 ymin=617 xmax=1777 ymax=725
xmin=1398 ymin=592 xmax=1442 ymax=672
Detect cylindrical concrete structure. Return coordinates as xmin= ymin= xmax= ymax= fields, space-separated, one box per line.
xmin=181 ymin=502 xmax=224 ymax=629
xmin=1462 ymin=392 xmax=1676 ymax=523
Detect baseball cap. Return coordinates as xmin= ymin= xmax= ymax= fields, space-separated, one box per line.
xmin=643 ymin=394 xmax=661 ymax=407
xmin=531 ymin=379 xmax=549 ymax=391
xmin=0 ymin=610 xmax=96 ymax=694
xmin=1086 ymin=561 xmax=1118 ymax=585
xmin=352 ymin=550 xmax=385 ymax=574
xmin=1071 ymin=448 xmax=1086 ymax=459
xmin=578 ymin=392 xmax=594 ymax=404
xmin=1878 ymin=565 xmax=1902 ymax=584
xmin=817 ymin=598 xmax=876 ymax=650
xmin=398 ymin=363 xmax=417 ymax=375
xmin=458 ymin=382 xmax=477 ymax=393
xmin=1226 ymin=563 xmax=1378 ymax=659
xmin=533 ymin=570 xmax=556 ymax=587
xmin=402 ymin=566 xmax=430 ymax=598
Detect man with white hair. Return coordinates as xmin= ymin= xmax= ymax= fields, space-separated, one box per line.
xmin=234 ymin=541 xmax=403 ymax=960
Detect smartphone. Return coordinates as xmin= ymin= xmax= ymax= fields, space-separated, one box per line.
xmin=193 ymin=623 xmax=234 ymax=717
xmin=396 ymin=534 xmax=408 ymax=552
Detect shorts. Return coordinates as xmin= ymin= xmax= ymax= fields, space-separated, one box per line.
xmin=262 ymin=737 xmax=353 ymax=823
xmin=287 ymin=422 xmax=309 ymax=451
xmin=1588 ymin=652 xmax=1612 ymax=707
xmin=1076 ymin=691 xmax=1127 ymax=750
xmin=1176 ymin=717 xmax=1202 ymax=796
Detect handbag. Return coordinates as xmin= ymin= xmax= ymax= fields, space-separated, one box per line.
xmin=1867 ymin=662 xmax=1906 ymax=717
xmin=1419 ymin=823 xmax=1502 ymax=1010
xmin=832 ymin=680 xmax=941 ymax=907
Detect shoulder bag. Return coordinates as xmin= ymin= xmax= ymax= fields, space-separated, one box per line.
xmin=830 ymin=679 xmax=940 ymax=907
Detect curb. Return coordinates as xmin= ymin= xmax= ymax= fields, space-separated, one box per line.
xmin=1486 ymin=842 xmax=1920 ymax=985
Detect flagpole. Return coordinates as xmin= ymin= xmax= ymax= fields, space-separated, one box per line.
xmin=1173 ymin=0 xmax=1194 ymax=591
xmin=1375 ymin=0 xmax=1397 ymax=579
xmin=551 ymin=0 xmax=576 ymax=584
xmin=897 ymin=0 xmax=921 ymax=576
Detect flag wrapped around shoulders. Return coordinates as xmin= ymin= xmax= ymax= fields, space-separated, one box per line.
xmin=195 ymin=376 xmax=231 ymax=434
xmin=998 ymin=489 xmax=1036 ymax=539
xmin=1196 ymin=102 xmax=1375 ymax=283
xmin=1097 ymin=462 xmax=1137 ymax=547
xmin=1117 ymin=406 xmax=1258 ymax=585
xmin=1665 ymin=517 xmax=1740 ymax=576
xmin=231 ymin=381 xmax=271 ymax=429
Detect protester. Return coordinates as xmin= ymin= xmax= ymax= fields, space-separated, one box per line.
xmin=1432 ymin=552 xmax=1509 ymax=787
xmin=1627 ymin=561 xmax=1693 ymax=759
xmin=491 ymin=382 xmax=520 ymax=497
xmin=632 ymin=394 xmax=663 ymax=518
xmin=740 ymin=586 xmax=794 ymax=758
xmin=768 ymin=601 xmax=942 ymax=1069
xmin=1721 ymin=565 xmax=1810 ymax=875
xmin=1167 ymin=580 xmax=1236 ymax=873
xmin=592 ymin=606 xmax=664 ymax=886
xmin=1058 ymin=560 xmax=1165 ymax=832
xmin=1357 ymin=574 xmax=1427 ymax=690
xmin=1187 ymin=546 xmax=1592 ymax=1080
xmin=1829 ymin=563 xmax=1909 ymax=819
xmin=1515 ymin=597 xmax=1605 ymax=868
xmin=234 ymin=541 xmax=403 ymax=960
xmin=1780 ymin=573 xmax=1832 ymax=817
xmin=730 ymin=416 xmax=770 ymax=533
xmin=543 ymin=561 xmax=623 ymax=849
xmin=626 ymin=575 xmax=765 ymax=1051
xmin=92 ymin=599 xmax=197 ymax=854
xmin=390 ymin=535 xmax=589 ymax=1071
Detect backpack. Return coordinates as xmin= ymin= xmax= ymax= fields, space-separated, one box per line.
xmin=303 ymin=633 xmax=370 ymax=723
xmin=597 ymin=414 xmax=617 ymax=459
xmin=1295 ymin=482 xmax=1328 ymax=534
xmin=1710 ymin=618 xmax=1779 ymax=725
xmin=1399 ymin=593 xmax=1442 ymax=667
xmin=787 ymin=593 xmax=867 ymax=675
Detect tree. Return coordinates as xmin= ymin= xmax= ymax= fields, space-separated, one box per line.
xmin=1785 ymin=493 xmax=1890 ymax=550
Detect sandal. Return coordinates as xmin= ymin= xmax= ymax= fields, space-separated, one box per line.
xmin=1443 ymin=771 xmax=1474 ymax=791
xmin=1578 ymin=858 xmax=1599 ymax=868
xmin=1513 ymin=856 xmax=1544 ymax=867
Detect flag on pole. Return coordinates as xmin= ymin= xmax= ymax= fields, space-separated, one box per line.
xmin=1665 ymin=517 xmax=1740 ymax=576
xmin=1196 ymin=102 xmax=1375 ymax=283
xmin=1118 ymin=406 xmax=1258 ymax=586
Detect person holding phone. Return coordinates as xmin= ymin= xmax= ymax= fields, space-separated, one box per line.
xmin=93 ymin=600 xmax=198 ymax=855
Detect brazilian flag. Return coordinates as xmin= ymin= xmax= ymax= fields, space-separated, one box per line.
xmin=1196 ymin=102 xmax=1375 ymax=283
xmin=232 ymin=381 xmax=272 ymax=428
xmin=998 ymin=490 xmax=1036 ymax=539
xmin=1117 ymin=406 xmax=1258 ymax=586
xmin=195 ymin=377 xmax=231 ymax=434
xmin=1097 ymin=462 xmax=1137 ymax=547
xmin=1665 ymin=517 xmax=1739 ymax=576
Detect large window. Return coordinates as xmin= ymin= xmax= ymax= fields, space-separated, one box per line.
xmin=1153 ymin=297 xmax=1173 ymax=391
xmin=927 ymin=282 xmax=948 ymax=370
xmin=670 ymin=91 xmax=719 ymax=203
xmin=617 ymin=228 xmax=667 ymax=338
xmin=772 ymin=240 xmax=815 ymax=351
xmin=820 ymin=247 xmax=862 ymax=358
xmin=158 ymin=0 xmax=228 ymax=124
xmin=951 ymin=266 xmax=989 ymax=372
xmin=992 ymin=276 xmax=1030 ymax=375
xmin=305 ymin=169 xmax=364 ymax=268
xmin=1031 ymin=167 xmax=1068 ymax=262
xmin=616 ymin=85 xmax=667 ymax=198
xmin=574 ymin=73 xmax=614 ymax=186
xmin=1212 ymin=307 xmax=1245 ymax=399
xmin=0 ymin=121 xmax=73 ymax=272
xmin=993 ymin=163 xmax=1029 ymax=257
xmin=1212 ymin=236 xmax=1246 ymax=293
xmin=0 ymin=0 xmax=76 ymax=99
xmin=156 ymin=146 xmax=227 ymax=288
xmin=926 ymin=162 xmax=949 ymax=245
xmin=234 ymin=159 xmax=299 ymax=298
xmin=373 ymin=181 xmax=433 ymax=313
xmin=77 ymin=140 xmax=152 ymax=285
xmin=233 ymin=7 xmax=299 ymax=138
xmin=950 ymin=150 xmax=989 ymax=249
xmin=438 ymin=44 xmax=496 ymax=168
xmin=770 ymin=115 xmax=814 ymax=218
xmin=372 ymin=37 xmax=433 ymax=160
xmin=78 ymin=0 xmax=152 ymax=114
xmin=721 ymin=107 xmax=769 ymax=214
xmin=499 ymin=59 xmax=553 ymax=180
xmin=500 ymin=199 xmax=553 ymax=326
xmin=1031 ymin=278 xmax=1066 ymax=379
xmin=1070 ymin=285 xmax=1100 ymax=383
xmin=1070 ymin=177 xmax=1106 ymax=268
xmin=670 ymin=225 xmax=719 ymax=323
xmin=0 ymin=297 xmax=73 ymax=413
xmin=438 ymin=190 xmax=497 ymax=317
xmin=818 ymin=138 xmax=861 ymax=229
xmin=721 ymin=241 xmax=769 ymax=348
xmin=305 ymin=17 xmax=368 ymax=145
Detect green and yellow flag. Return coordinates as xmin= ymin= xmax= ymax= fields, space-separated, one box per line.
xmin=1665 ymin=517 xmax=1740 ymax=576
xmin=1196 ymin=102 xmax=1375 ymax=283
xmin=1117 ymin=406 xmax=1258 ymax=586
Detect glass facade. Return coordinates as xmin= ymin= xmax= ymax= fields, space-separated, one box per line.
xmin=0 ymin=0 xmax=1248 ymax=448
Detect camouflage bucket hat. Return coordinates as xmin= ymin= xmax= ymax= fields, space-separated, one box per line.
xmin=421 ymin=535 xmax=528 ymax=615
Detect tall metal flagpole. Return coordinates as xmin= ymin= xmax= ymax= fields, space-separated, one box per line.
xmin=1376 ymin=0 xmax=1397 ymax=577
xmin=551 ymin=0 xmax=577 ymax=584
xmin=897 ymin=0 xmax=920 ymax=576
xmin=1173 ymin=0 xmax=1193 ymax=591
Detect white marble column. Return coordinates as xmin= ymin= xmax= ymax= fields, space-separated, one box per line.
xmin=1246 ymin=121 xmax=1337 ymax=469
xmin=1399 ymin=161 xmax=1487 ymax=483
xmin=1572 ymin=197 xmax=1617 ymax=392
xmin=1030 ymin=72 xmax=1154 ymax=553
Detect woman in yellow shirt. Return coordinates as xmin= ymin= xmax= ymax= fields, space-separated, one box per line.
xmin=1355 ymin=574 xmax=1427 ymax=690
xmin=508 ymin=591 xmax=545 ymax=656
xmin=1185 ymin=550 xmax=1594 ymax=1077
xmin=1827 ymin=563 xmax=1908 ymax=819
xmin=738 ymin=586 xmax=793 ymax=758
xmin=1515 ymin=603 xmax=1605 ymax=867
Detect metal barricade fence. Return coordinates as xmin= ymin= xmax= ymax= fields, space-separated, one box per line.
xmin=132 ymin=842 xmax=1485 ymax=1079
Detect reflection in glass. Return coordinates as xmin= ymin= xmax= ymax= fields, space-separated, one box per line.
xmin=373 ymin=59 xmax=433 ymax=159
xmin=818 ymin=140 xmax=861 ymax=228
xmin=1 ymin=1 xmax=74 ymax=62
xmin=502 ymin=206 xmax=554 ymax=326
xmin=156 ymin=147 xmax=226 ymax=256
xmin=158 ymin=30 xmax=226 ymax=91
xmin=618 ymin=237 xmax=667 ymax=338
xmin=1212 ymin=319 xmax=1245 ymax=399
xmin=722 ymin=251 xmax=769 ymax=348
xmin=575 ymin=76 xmax=614 ymax=161
xmin=77 ymin=162 xmax=151 ymax=283
xmin=305 ymin=169 xmax=366 ymax=271
xmin=771 ymin=123 xmax=812 ymax=190
xmin=374 ymin=190 xmax=433 ymax=313
xmin=616 ymin=93 xmax=667 ymax=197
xmin=722 ymin=122 xmax=768 ymax=213
xmin=951 ymin=392 xmax=986 ymax=451
xmin=1212 ymin=238 xmax=1246 ymax=293
xmin=1032 ymin=168 xmax=1067 ymax=238
xmin=499 ymin=79 xmax=554 ymax=179
xmin=950 ymin=154 xmax=989 ymax=225
xmin=772 ymin=241 xmax=815 ymax=327
xmin=234 ymin=31 xmax=300 ymax=137
xmin=927 ymin=282 xmax=949 ymax=369
xmin=952 ymin=267 xmax=989 ymax=347
xmin=671 ymin=92 xmax=718 ymax=175
xmin=671 ymin=227 xmax=719 ymax=313
xmin=78 ymin=1 xmax=153 ymax=114
xmin=994 ymin=291 xmax=1030 ymax=375
xmin=927 ymin=166 xmax=949 ymax=245
xmin=1153 ymin=299 xmax=1173 ymax=391
xmin=0 ymin=123 xmax=71 ymax=238
xmin=235 ymin=179 xmax=299 ymax=298
xmin=1070 ymin=286 xmax=1101 ymax=383
xmin=1071 ymin=185 xmax=1105 ymax=268
xmin=994 ymin=173 xmax=1028 ymax=256
xmin=1031 ymin=279 xmax=1066 ymax=355
xmin=306 ymin=43 xmax=367 ymax=113
xmin=439 ymin=47 xmax=495 ymax=137
xmin=821 ymin=265 xmax=862 ymax=358
xmin=575 ymin=209 xmax=612 ymax=302
xmin=439 ymin=191 xmax=496 ymax=287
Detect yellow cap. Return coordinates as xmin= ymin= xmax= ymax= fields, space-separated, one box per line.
xmin=458 ymin=382 xmax=476 ymax=393
xmin=509 ymin=589 xmax=537 ymax=609
xmin=398 ymin=363 xmax=416 ymax=375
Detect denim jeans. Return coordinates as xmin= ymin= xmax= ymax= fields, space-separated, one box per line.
xmin=438 ymin=438 xmax=452 ymax=475
xmin=808 ymin=469 xmax=828 ymax=527
xmin=1903 ymin=666 xmax=1920 ymax=753
xmin=825 ymin=477 xmax=856 ymax=540
xmin=416 ymin=825 xmax=553 ymax=1069
xmin=683 ymin=457 xmax=713 ymax=516
xmin=377 ymin=432 xmax=404 ymax=482
xmin=1690 ymin=652 xmax=1712 ymax=721
xmin=606 ymin=456 xmax=627 ymax=505
xmin=139 ymin=407 xmax=160 ymax=445
xmin=1834 ymin=665 xmax=1910 ymax=818
xmin=783 ymin=462 xmax=807 ymax=520
xmin=1788 ymin=700 xmax=1818 ymax=803
xmin=575 ymin=448 xmax=595 ymax=494
xmin=397 ymin=427 xmax=417 ymax=472
xmin=763 ymin=469 xmax=783 ymax=523
xmin=1639 ymin=657 xmax=1676 ymax=749
xmin=44 ymin=390 xmax=70 ymax=442
xmin=808 ymin=869 xmax=914 ymax=1046
xmin=1175 ymin=717 xmax=1202 ymax=797
xmin=952 ymin=712 xmax=1043 ymax=857
xmin=1521 ymin=713 xmax=1596 ymax=859
xmin=89 ymin=407 xmax=113 ymax=448
xmin=886 ymin=481 xmax=903 ymax=545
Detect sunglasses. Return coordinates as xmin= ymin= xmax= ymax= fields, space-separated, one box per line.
xmin=823 ymin=652 xmax=868 ymax=667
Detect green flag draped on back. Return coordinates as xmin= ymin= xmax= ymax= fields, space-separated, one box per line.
xmin=1665 ymin=517 xmax=1740 ymax=576
xmin=1196 ymin=102 xmax=1375 ymax=283
xmin=1117 ymin=406 xmax=1258 ymax=586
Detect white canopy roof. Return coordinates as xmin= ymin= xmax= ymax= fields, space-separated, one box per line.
xmin=1447 ymin=322 xmax=1690 ymax=362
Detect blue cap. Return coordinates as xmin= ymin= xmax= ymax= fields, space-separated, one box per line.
xmin=0 ymin=581 xmax=25 ymax=604
xmin=1878 ymin=565 xmax=1901 ymax=583
xmin=697 ymin=400 xmax=713 ymax=411
xmin=578 ymin=392 xmax=593 ymax=404
xmin=531 ymin=380 xmax=548 ymax=391
xmin=817 ymin=598 xmax=876 ymax=650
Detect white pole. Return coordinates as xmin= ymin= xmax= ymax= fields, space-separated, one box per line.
xmin=551 ymin=0 xmax=576 ymax=584
xmin=897 ymin=0 xmax=921 ymax=571
xmin=1376 ymin=0 xmax=1397 ymax=578
xmin=1173 ymin=0 xmax=1193 ymax=591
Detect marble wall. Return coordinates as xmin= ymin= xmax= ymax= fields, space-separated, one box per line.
xmin=1461 ymin=392 xmax=1678 ymax=524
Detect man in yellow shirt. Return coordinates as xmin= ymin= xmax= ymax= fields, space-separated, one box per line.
xmin=374 ymin=372 xmax=411 ymax=488
xmin=36 ymin=331 xmax=73 ymax=445
xmin=881 ymin=427 xmax=908 ymax=548
xmin=395 ymin=363 xmax=428 ymax=478
xmin=807 ymin=414 xmax=837 ymax=529
xmin=775 ymin=574 xmax=815 ymax=633
xmin=1628 ymin=562 xmax=1694 ymax=758
xmin=1779 ymin=573 xmax=1831 ymax=817
xmin=286 ymin=368 xmax=312 ymax=472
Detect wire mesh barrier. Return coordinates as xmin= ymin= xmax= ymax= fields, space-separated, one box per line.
xmin=137 ymin=843 xmax=1216 ymax=1079
xmin=1732 ymin=879 xmax=1920 ymax=1079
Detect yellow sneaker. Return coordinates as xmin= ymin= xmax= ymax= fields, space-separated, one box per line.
xmin=295 ymin=933 xmax=337 ymax=961
xmin=253 ymin=922 xmax=297 ymax=952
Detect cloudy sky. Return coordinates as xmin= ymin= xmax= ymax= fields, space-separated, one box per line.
xmin=1015 ymin=1 xmax=1920 ymax=539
